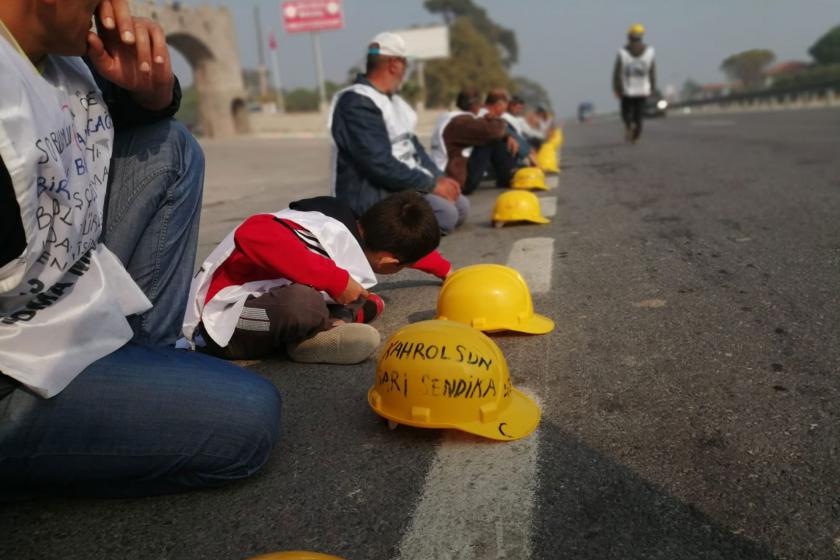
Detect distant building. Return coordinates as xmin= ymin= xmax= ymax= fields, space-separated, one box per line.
xmin=763 ymin=61 xmax=810 ymax=87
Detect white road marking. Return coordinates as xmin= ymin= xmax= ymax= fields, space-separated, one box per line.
xmin=505 ymin=237 xmax=555 ymax=294
xmin=545 ymin=175 xmax=560 ymax=190
xmin=690 ymin=119 xmax=736 ymax=127
xmin=633 ymin=298 xmax=666 ymax=308
xmin=397 ymin=238 xmax=554 ymax=560
xmin=396 ymin=416 xmax=541 ymax=560
xmin=539 ymin=196 xmax=557 ymax=218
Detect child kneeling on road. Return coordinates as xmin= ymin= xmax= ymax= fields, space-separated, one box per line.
xmin=181 ymin=192 xmax=450 ymax=364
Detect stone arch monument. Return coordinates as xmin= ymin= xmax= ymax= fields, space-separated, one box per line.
xmin=131 ymin=1 xmax=249 ymax=137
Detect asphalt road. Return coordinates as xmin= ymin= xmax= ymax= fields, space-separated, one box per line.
xmin=2 ymin=108 xmax=839 ymax=560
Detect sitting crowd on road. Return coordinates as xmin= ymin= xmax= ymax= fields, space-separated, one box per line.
xmin=0 ymin=1 xmax=559 ymax=499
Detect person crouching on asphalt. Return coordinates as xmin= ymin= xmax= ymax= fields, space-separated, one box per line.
xmin=429 ymin=88 xmax=508 ymax=193
xmin=328 ymin=32 xmax=469 ymax=235
xmin=506 ymin=96 xmax=546 ymax=149
xmin=181 ymin=192 xmax=451 ymax=364
xmin=460 ymin=89 xmax=522 ymax=195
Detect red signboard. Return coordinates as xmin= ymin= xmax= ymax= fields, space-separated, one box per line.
xmin=282 ymin=0 xmax=344 ymax=34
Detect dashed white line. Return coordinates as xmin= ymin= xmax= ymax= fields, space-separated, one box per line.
xmin=396 ymin=421 xmax=541 ymax=560
xmin=539 ymin=196 xmax=557 ymax=218
xmin=505 ymin=237 xmax=555 ymax=294
xmin=396 ymin=237 xmax=553 ymax=560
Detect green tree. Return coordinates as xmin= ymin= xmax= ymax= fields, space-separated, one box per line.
xmin=511 ymin=76 xmax=552 ymax=110
xmin=423 ymin=17 xmax=512 ymax=108
xmin=809 ymin=24 xmax=840 ymax=65
xmin=424 ymin=0 xmax=518 ymax=66
xmin=720 ymin=49 xmax=775 ymax=88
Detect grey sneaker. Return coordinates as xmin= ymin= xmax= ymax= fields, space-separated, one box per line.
xmin=287 ymin=323 xmax=381 ymax=364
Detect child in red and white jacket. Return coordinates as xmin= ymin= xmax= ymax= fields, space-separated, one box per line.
xmin=181 ymin=191 xmax=449 ymax=364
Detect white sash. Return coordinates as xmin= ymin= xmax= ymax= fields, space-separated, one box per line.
xmin=327 ymin=83 xmax=433 ymax=193
xmin=429 ymin=110 xmax=473 ymax=172
xmin=0 ymin=38 xmax=150 ymax=397
xmin=620 ymin=46 xmax=655 ymax=97
xmin=181 ymin=209 xmax=377 ymax=347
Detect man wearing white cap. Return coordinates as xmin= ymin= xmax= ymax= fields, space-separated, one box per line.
xmin=328 ymin=32 xmax=469 ymax=234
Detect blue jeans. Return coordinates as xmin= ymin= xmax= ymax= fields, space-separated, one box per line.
xmin=0 ymin=120 xmax=282 ymax=498
xmin=424 ymin=193 xmax=470 ymax=234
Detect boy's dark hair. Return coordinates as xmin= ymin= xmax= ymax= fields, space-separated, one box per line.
xmin=456 ymin=88 xmax=481 ymax=111
xmin=360 ymin=191 xmax=441 ymax=263
xmin=485 ymin=89 xmax=509 ymax=105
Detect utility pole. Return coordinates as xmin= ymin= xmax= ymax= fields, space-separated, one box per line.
xmin=269 ymin=29 xmax=285 ymax=113
xmin=311 ymin=30 xmax=328 ymax=112
xmin=253 ymin=5 xmax=268 ymax=100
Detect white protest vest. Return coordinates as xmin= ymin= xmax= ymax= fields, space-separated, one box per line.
xmin=0 ymin=39 xmax=150 ymax=397
xmin=501 ymin=112 xmax=523 ymax=135
xmin=181 ymin=209 xmax=377 ymax=347
xmin=619 ymin=46 xmax=655 ymax=97
xmin=327 ymin=83 xmax=433 ymax=192
xmin=429 ymin=110 xmax=473 ymax=172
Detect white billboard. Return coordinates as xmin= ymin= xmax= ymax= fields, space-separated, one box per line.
xmin=393 ymin=26 xmax=450 ymax=60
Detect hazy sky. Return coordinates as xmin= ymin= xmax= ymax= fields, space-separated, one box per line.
xmin=174 ymin=0 xmax=839 ymax=116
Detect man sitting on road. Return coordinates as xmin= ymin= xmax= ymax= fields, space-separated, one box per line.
xmin=182 ymin=192 xmax=449 ymax=364
xmin=0 ymin=0 xmax=280 ymax=498
xmin=505 ymin=96 xmax=546 ymax=149
xmin=462 ymin=89 xmax=522 ymax=195
xmin=328 ymin=32 xmax=469 ymax=234
xmin=501 ymin=95 xmax=540 ymax=163
xmin=429 ymin=88 xmax=507 ymax=191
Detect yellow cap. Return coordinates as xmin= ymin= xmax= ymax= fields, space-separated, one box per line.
xmin=492 ymin=191 xmax=550 ymax=225
xmin=436 ymin=264 xmax=554 ymax=334
xmin=511 ymin=166 xmax=548 ymax=191
xmin=369 ymin=320 xmax=541 ymax=441
xmin=628 ymin=23 xmax=645 ymax=36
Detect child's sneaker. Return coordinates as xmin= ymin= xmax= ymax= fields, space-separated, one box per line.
xmin=286 ymin=323 xmax=380 ymax=364
xmin=355 ymin=293 xmax=385 ymax=324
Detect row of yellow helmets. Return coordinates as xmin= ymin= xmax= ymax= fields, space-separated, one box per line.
xmin=494 ymin=127 xmax=563 ymax=225
xmin=246 ymin=136 xmax=565 ymax=560
xmin=248 ymin=264 xmax=556 ymax=560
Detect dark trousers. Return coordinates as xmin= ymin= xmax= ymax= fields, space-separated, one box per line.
xmin=201 ymin=283 xmax=332 ymax=360
xmin=621 ymin=96 xmax=646 ymax=138
xmin=463 ymin=138 xmax=517 ymax=195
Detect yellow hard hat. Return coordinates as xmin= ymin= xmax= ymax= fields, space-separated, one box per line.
xmin=511 ymin=166 xmax=547 ymax=191
xmin=535 ymin=142 xmax=560 ymax=174
xmin=436 ymin=264 xmax=554 ymax=334
xmin=247 ymin=553 xmax=344 ymax=560
xmin=369 ymin=320 xmax=541 ymax=441
xmin=628 ymin=23 xmax=645 ymax=36
xmin=492 ymin=191 xmax=549 ymax=225
xmin=548 ymin=127 xmax=563 ymax=147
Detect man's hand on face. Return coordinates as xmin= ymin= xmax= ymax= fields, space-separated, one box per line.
xmin=86 ymin=0 xmax=175 ymax=111
xmin=432 ymin=176 xmax=461 ymax=202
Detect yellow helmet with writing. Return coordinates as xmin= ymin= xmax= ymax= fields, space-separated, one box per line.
xmin=511 ymin=166 xmax=548 ymax=191
xmin=436 ymin=264 xmax=554 ymax=334
xmin=492 ymin=190 xmax=550 ymax=226
xmin=369 ymin=320 xmax=540 ymax=441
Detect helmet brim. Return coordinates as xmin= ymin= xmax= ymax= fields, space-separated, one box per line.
xmin=512 ymin=312 xmax=555 ymax=334
xmin=527 ymin=216 xmax=551 ymax=224
xmin=457 ymin=388 xmax=541 ymax=441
